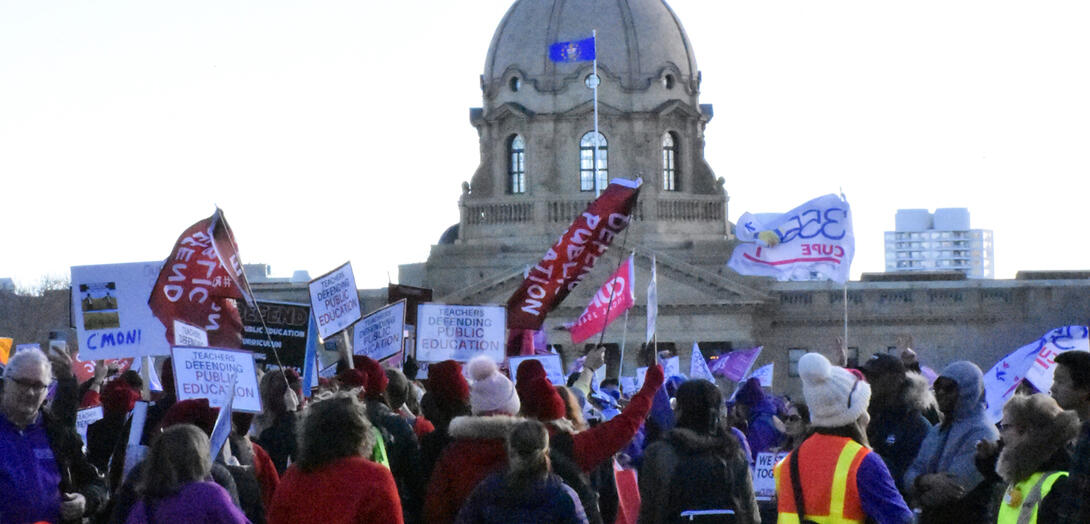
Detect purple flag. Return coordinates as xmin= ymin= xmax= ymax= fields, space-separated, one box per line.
xmin=708 ymin=346 xmax=763 ymax=382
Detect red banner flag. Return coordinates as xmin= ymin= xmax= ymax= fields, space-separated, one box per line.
xmin=568 ymin=255 xmax=635 ymax=344
xmin=507 ymin=178 xmax=641 ymax=330
xmin=149 ymin=209 xmax=253 ymax=348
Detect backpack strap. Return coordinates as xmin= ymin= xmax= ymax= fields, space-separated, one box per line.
xmin=789 ymin=447 xmax=807 ymax=522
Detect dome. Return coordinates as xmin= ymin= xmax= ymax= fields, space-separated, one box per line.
xmin=483 ymin=0 xmax=698 ymax=94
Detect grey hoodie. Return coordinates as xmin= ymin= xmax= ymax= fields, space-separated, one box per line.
xmin=903 ymin=361 xmax=1000 ymax=495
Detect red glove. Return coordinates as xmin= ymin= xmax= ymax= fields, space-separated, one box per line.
xmin=640 ymin=364 xmax=665 ymax=394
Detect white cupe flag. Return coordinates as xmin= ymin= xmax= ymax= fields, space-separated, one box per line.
xmin=728 ymin=194 xmax=854 ymax=283
xmin=749 ymin=363 xmax=774 ymax=388
xmin=646 ymin=255 xmax=657 ymax=344
xmin=981 ymin=326 xmax=1090 ymax=424
xmin=690 ymin=343 xmax=715 ymax=381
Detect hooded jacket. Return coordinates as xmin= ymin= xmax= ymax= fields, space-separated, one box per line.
xmin=903 ymin=361 xmax=999 ymax=517
xmin=868 ymin=371 xmax=934 ymax=492
xmin=638 ymin=427 xmax=759 ymax=524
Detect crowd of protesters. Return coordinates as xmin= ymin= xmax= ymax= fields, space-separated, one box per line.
xmin=4 ymin=340 xmax=1090 ymax=524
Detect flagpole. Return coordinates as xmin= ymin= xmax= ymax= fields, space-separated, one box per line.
xmin=619 ymin=309 xmax=629 ymax=377
xmin=843 ymin=281 xmax=849 ymax=353
xmin=592 ymin=29 xmax=601 ymax=197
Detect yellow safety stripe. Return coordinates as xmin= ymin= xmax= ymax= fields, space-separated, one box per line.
xmin=828 ymin=440 xmax=865 ymax=521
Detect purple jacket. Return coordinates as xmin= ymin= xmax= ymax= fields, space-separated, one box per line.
xmin=0 ymin=413 xmax=62 ymax=524
xmin=126 ymin=481 xmax=249 ymax=524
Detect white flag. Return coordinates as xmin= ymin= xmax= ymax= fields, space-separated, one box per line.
xmin=750 ymin=363 xmax=774 ymax=388
xmin=690 ymin=343 xmax=715 ymax=381
xmin=728 ymin=194 xmax=854 ymax=283
xmin=646 ymin=255 xmax=657 ymax=344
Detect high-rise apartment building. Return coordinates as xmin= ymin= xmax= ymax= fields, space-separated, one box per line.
xmin=884 ymin=208 xmax=994 ymax=278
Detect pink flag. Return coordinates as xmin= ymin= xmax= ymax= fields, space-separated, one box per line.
xmin=568 ymin=256 xmax=636 ymax=344
xmin=708 ymin=346 xmax=763 ymax=382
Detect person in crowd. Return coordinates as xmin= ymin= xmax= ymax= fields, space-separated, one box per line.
xmin=904 ymin=361 xmax=999 ymax=523
xmin=988 ymin=393 xmax=1078 ymax=523
xmin=418 ymin=359 xmax=472 ymax=485
xmin=775 ymin=352 xmax=913 ymax=524
xmin=639 ymin=379 xmax=759 ymax=524
xmin=140 ymin=357 xmax=176 ymax=445
xmin=1049 ymin=350 xmax=1090 ymax=523
xmin=862 ymin=353 xmax=933 ymax=494
xmin=125 ymin=423 xmax=249 ymax=524
xmin=0 ymin=347 xmax=107 ymax=524
xmin=424 ymin=356 xmax=524 ymax=524
xmin=456 ymin=419 xmax=588 ymax=524
xmin=340 ymin=356 xmax=423 ymax=523
xmin=229 ymin=412 xmax=279 ymax=517
xmin=387 ymin=367 xmax=434 ymax=439
xmin=267 ymin=392 xmax=403 ymax=524
xmin=731 ymin=377 xmax=784 ymax=460
xmin=86 ymin=377 xmax=141 ymax=471
xmin=779 ymin=401 xmax=809 ymax=452
xmin=253 ymin=369 xmax=300 ymax=475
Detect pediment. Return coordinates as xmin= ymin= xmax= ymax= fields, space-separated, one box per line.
xmin=558 ymin=100 xmax=627 ymax=119
xmin=484 ymin=102 xmax=535 ymax=122
xmin=651 ymin=99 xmax=703 ymax=119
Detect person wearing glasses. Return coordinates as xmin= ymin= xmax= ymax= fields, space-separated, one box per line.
xmin=0 ymin=347 xmax=106 ymax=523
xmin=775 ymin=352 xmax=913 ymax=524
xmin=904 ymin=361 xmax=999 ymax=523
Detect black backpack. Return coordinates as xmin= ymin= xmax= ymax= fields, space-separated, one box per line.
xmin=664 ymin=444 xmax=737 ymax=523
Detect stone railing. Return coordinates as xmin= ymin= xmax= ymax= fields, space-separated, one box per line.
xmin=657 ymin=196 xmax=723 ymax=222
xmin=463 ymin=201 xmax=534 ymax=225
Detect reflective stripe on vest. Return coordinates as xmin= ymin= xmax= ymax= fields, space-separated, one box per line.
xmin=996 ymin=470 xmax=1068 ymax=524
xmin=775 ymin=435 xmax=869 ymax=524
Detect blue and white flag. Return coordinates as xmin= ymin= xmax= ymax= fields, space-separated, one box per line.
xmin=728 ymin=194 xmax=854 ymax=283
xmin=982 ymin=325 xmax=1090 ymax=424
xmin=208 ymin=375 xmax=236 ymax=462
xmin=549 ymin=36 xmax=595 ymax=63
xmin=749 ymin=363 xmax=774 ymax=388
xmin=690 ymin=343 xmax=715 ymax=382
xmin=301 ymin=312 xmax=320 ymax=398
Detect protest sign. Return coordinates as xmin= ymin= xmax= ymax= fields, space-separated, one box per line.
xmin=568 ymin=256 xmax=635 ymax=344
xmin=690 ymin=344 xmax=715 ymax=381
xmin=983 ymin=325 xmax=1090 ymax=423
xmin=71 ymin=262 xmax=170 ymax=360
xmin=72 ymin=357 xmax=134 ymax=385
xmin=319 ymin=362 xmax=339 ymax=379
xmin=148 ymin=209 xmax=252 ymax=349
xmin=663 ymin=356 xmax=681 ymax=378
xmin=171 ymin=346 xmax=261 ymax=413
xmin=1023 ymin=325 xmax=1089 ymax=393
xmin=240 ymin=300 xmax=311 ymax=369
xmin=174 ymin=321 xmax=208 ymax=347
xmin=635 ymin=367 xmax=647 ymax=390
xmin=753 ymin=451 xmax=789 ymax=501
xmin=729 ymin=194 xmax=854 ymax=283
xmin=619 ymin=376 xmax=637 ymax=396
xmin=76 ymin=406 xmax=104 ymax=448
xmin=0 ymin=337 xmax=11 ymax=365
xmin=388 ymin=284 xmax=432 ymax=326
xmin=354 ymin=301 xmax=406 ymax=362
xmin=309 ymin=262 xmax=362 ymax=339
xmin=509 ymin=354 xmax=565 ymax=385
xmin=15 ymin=343 xmax=40 ymax=353
xmin=750 ymin=363 xmax=774 ymax=388
xmin=416 ymin=303 xmax=506 ymax=362
xmin=507 ymin=178 xmax=642 ymax=330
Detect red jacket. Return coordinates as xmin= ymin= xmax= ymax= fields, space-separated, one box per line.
xmin=268 ymin=456 xmax=402 ymax=524
xmin=250 ymin=442 xmax=280 ymax=514
xmin=423 ymin=415 xmax=526 ymax=524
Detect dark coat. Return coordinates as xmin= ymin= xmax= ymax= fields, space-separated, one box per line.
xmin=455 ymin=471 xmax=588 ymax=524
xmin=868 ymin=372 xmax=933 ymax=493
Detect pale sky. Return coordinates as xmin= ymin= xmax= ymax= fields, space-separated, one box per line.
xmin=2 ymin=1 xmax=1088 ymax=291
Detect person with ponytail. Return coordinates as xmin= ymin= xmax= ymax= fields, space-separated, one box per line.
xmin=775 ymin=352 xmax=913 ymax=524
xmin=638 ymin=379 xmax=759 ymax=524
xmin=455 ymin=420 xmax=588 ymax=524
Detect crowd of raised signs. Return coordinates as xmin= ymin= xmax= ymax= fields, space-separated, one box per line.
xmin=4 ymin=340 xmax=1090 ymax=524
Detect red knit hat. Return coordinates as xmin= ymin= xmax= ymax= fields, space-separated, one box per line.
xmin=426 ymin=360 xmax=470 ymax=404
xmin=355 ymin=356 xmax=388 ymax=398
xmin=517 ymin=375 xmax=566 ymax=421
xmin=101 ymin=379 xmax=140 ymax=415
xmin=337 ymin=369 xmax=368 ymax=390
xmin=516 ymin=359 xmax=547 ymax=385
xmin=159 ymin=398 xmax=219 ymax=436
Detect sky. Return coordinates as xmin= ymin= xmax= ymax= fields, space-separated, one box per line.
xmin=2 ymin=1 xmax=1088 ymax=291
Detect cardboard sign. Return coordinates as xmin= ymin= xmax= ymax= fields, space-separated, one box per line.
xmin=416 ymin=304 xmax=506 ymax=362
xmin=753 ymin=451 xmax=789 ymax=501
xmin=76 ymin=406 xmax=104 ymax=448
xmin=508 ymin=354 xmax=565 ymax=385
xmin=171 ymin=346 xmax=262 ymax=413
xmin=72 ymin=357 xmax=134 ymax=385
xmin=353 ymin=300 xmax=406 ymax=362
xmin=71 ymin=262 xmax=170 ymax=360
xmin=174 ymin=321 xmax=209 ymax=347
xmin=240 ymin=300 xmax=311 ymax=369
xmin=308 ymin=262 xmax=362 ymax=339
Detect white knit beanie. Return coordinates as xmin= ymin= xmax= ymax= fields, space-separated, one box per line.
xmin=798 ymin=352 xmax=871 ymax=428
xmin=467 ymin=356 xmax=520 ymax=416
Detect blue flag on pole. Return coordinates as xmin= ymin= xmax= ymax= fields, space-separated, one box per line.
xmin=549 ymin=37 xmax=595 ymax=62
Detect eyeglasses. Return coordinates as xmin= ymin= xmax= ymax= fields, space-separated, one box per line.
xmin=785 ymin=414 xmax=802 ymax=423
xmin=5 ymin=376 xmax=50 ymax=394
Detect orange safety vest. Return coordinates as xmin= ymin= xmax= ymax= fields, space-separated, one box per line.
xmin=775 ymin=433 xmax=870 ymax=524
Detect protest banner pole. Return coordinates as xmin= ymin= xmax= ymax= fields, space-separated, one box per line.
xmin=618 ymin=309 xmax=629 ymax=378
xmin=592 ymin=29 xmax=601 ymax=197
xmin=842 ymin=281 xmax=849 ymax=352
xmin=340 ymin=330 xmax=354 ymax=370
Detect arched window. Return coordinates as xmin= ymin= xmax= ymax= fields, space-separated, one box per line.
xmin=579 ymin=131 xmax=608 ymax=192
xmin=508 ymin=135 xmax=525 ymax=194
xmin=662 ymin=132 xmax=679 ymax=191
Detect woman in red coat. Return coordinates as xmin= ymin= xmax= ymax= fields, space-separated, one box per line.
xmin=267 ymin=392 xmax=402 ymax=524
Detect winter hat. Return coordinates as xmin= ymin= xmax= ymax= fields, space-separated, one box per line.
xmin=467 ymin=356 xmax=520 ymax=416
xmin=337 ymin=369 xmax=368 ymax=390
xmin=159 ymin=398 xmax=219 ymax=436
xmin=734 ymin=377 xmax=765 ymax=407
xmin=518 ymin=375 xmax=566 ymax=421
xmin=798 ymin=352 xmax=871 ymax=428
xmin=354 ymin=356 xmax=388 ymax=398
xmin=426 ymin=360 xmax=470 ymax=404
xmin=861 ymin=353 xmax=905 ymax=379
xmin=101 ymin=379 xmax=141 ymax=415
xmin=515 ymin=359 xmax=547 ymax=385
